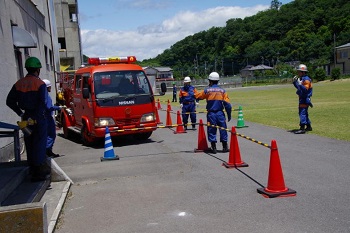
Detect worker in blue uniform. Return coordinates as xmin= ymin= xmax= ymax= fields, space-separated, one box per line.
xmin=43 ymin=79 xmax=63 ymax=158
xmin=179 ymin=77 xmax=199 ymax=130
xmin=6 ymin=57 xmax=49 ymax=182
xmin=293 ymin=64 xmax=313 ymax=134
xmin=195 ymin=72 xmax=232 ymax=154
xmin=172 ymin=82 xmax=177 ymax=102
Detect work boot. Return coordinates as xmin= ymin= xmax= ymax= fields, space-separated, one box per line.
xmin=211 ymin=142 xmax=217 ymax=154
xmin=31 ymin=165 xmax=49 ymax=182
xmin=305 ymin=124 xmax=312 ymax=131
xmin=222 ymin=142 xmax=229 ymax=153
xmin=184 ymin=125 xmax=187 ymax=131
xmin=294 ymin=124 xmax=306 ymax=134
xmin=192 ymin=124 xmax=196 ymax=130
xmin=46 ymin=149 xmax=59 ymax=158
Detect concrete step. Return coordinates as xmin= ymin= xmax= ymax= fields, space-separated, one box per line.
xmin=0 ymin=161 xmax=50 ymax=207
xmin=1 ymin=176 xmax=50 ymax=206
xmin=0 ymin=162 xmax=28 ymax=205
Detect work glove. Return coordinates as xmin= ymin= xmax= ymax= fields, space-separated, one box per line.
xmin=27 ymin=118 xmax=35 ymax=125
xmin=293 ymin=76 xmax=298 ymax=81
xmin=297 ymin=79 xmax=302 ymax=85
xmin=180 ymin=104 xmax=183 ymax=108
xmin=196 ymin=102 xmax=199 ymax=106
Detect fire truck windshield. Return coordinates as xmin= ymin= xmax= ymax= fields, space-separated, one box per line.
xmin=94 ymin=71 xmax=150 ymax=97
xmin=93 ymin=71 xmax=152 ymax=106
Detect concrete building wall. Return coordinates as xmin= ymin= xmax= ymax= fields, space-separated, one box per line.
xmin=0 ymin=0 xmax=58 ymax=162
xmin=54 ymin=0 xmax=82 ymax=71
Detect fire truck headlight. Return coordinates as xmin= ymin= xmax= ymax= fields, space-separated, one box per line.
xmin=95 ymin=118 xmax=115 ymax=127
xmin=140 ymin=113 xmax=154 ymax=123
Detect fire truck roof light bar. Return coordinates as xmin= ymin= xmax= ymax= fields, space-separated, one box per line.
xmin=88 ymin=56 xmax=137 ymax=65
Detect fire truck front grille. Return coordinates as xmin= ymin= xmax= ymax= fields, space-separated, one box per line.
xmin=116 ymin=119 xmax=139 ymax=125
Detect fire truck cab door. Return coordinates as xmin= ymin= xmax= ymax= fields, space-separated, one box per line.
xmin=73 ymin=73 xmax=92 ymax=127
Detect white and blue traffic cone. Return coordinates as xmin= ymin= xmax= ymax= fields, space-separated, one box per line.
xmin=101 ymin=127 xmax=119 ymax=161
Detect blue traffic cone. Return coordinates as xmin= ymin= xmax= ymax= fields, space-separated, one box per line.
xmin=101 ymin=127 xmax=119 ymax=161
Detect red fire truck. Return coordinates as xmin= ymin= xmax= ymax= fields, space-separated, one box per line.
xmin=58 ymin=56 xmax=166 ymax=146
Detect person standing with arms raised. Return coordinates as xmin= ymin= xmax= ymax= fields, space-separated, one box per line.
xmin=293 ymin=64 xmax=313 ymax=134
xmin=195 ymin=72 xmax=232 ymax=154
xmin=179 ymin=76 xmax=199 ymax=130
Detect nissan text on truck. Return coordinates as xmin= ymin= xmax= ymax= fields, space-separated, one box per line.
xmin=59 ymin=56 xmax=166 ymax=146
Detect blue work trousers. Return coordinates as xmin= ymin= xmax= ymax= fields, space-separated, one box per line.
xmin=299 ymin=107 xmax=311 ymax=126
xmin=46 ymin=116 xmax=56 ymax=150
xmin=207 ymin=111 xmax=228 ymax=143
xmin=182 ymin=103 xmax=196 ymax=125
xmin=24 ymin=115 xmax=47 ymax=166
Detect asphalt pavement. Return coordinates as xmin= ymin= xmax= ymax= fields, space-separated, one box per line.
xmin=50 ymin=105 xmax=350 ymax=233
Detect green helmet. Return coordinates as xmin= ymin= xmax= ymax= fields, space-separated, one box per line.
xmin=25 ymin=57 xmax=42 ymax=68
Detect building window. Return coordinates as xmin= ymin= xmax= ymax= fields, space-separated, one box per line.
xmin=58 ymin=38 xmax=66 ymax=50
xmin=14 ymin=49 xmax=24 ymax=78
xmin=49 ymin=49 xmax=53 ymax=69
xmin=24 ymin=48 xmax=29 ymax=57
xmin=44 ymin=45 xmax=49 ymax=70
xmin=69 ymin=4 xmax=77 ymax=22
xmin=340 ymin=51 xmax=348 ymax=59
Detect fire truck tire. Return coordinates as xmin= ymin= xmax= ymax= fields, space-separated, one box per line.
xmin=62 ymin=117 xmax=71 ymax=139
xmin=81 ymin=123 xmax=95 ymax=146
xmin=134 ymin=132 xmax=152 ymax=140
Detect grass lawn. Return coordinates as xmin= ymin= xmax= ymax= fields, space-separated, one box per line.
xmin=160 ymin=79 xmax=350 ymax=142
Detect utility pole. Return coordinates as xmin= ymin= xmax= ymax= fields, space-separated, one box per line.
xmin=221 ymin=59 xmax=224 ymax=76
xmin=194 ymin=58 xmax=197 ymax=76
xmin=214 ymin=58 xmax=217 ymax=71
xmin=334 ymin=33 xmax=336 ymax=68
xmin=232 ymin=61 xmax=234 ymax=75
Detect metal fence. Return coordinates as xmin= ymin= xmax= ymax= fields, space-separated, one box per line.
xmin=155 ymin=75 xmax=295 ymax=92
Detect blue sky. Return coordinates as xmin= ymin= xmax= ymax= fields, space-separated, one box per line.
xmin=78 ymin=0 xmax=293 ymax=61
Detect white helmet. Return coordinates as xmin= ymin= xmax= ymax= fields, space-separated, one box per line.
xmin=42 ymin=79 xmax=51 ymax=87
xmin=208 ymin=72 xmax=220 ymax=81
xmin=297 ymin=64 xmax=308 ymax=72
xmin=184 ymin=76 xmax=191 ymax=83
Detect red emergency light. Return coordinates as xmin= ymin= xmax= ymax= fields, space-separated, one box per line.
xmin=88 ymin=56 xmax=137 ymax=65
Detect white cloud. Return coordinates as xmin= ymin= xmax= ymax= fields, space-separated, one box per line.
xmin=81 ymin=5 xmax=268 ymax=61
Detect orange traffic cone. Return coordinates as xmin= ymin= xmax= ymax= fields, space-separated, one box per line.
xmin=155 ymin=107 xmax=162 ymax=124
xmin=166 ymin=108 xmax=173 ymax=127
xmin=157 ymin=98 xmax=162 ymax=110
xmin=257 ymin=140 xmax=296 ymax=198
xmin=167 ymin=99 xmax=172 ymax=111
xmin=101 ymin=127 xmax=119 ymax=161
xmin=174 ymin=110 xmax=186 ymax=134
xmin=222 ymin=126 xmax=248 ymax=168
xmin=194 ymin=119 xmax=209 ymax=152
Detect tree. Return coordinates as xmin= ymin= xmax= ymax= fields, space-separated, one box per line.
xmin=270 ymin=0 xmax=282 ymax=10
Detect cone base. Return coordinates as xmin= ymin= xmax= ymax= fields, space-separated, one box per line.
xmin=236 ymin=125 xmax=249 ymax=128
xmin=222 ymin=161 xmax=249 ymax=169
xmin=257 ymin=187 xmax=296 ymax=198
xmin=100 ymin=156 xmax=120 ymax=162
xmin=174 ymin=130 xmax=187 ymax=134
xmin=194 ymin=148 xmax=210 ymax=153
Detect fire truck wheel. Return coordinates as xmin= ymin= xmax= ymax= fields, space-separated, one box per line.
xmin=62 ymin=117 xmax=71 ymax=139
xmin=81 ymin=123 xmax=95 ymax=146
xmin=134 ymin=132 xmax=152 ymax=141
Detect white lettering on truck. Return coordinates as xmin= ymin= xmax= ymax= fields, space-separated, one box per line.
xmin=119 ymin=100 xmax=135 ymax=105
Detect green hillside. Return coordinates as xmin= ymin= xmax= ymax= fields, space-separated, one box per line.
xmin=141 ymin=0 xmax=350 ymax=79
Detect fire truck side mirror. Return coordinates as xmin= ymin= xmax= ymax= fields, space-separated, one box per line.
xmin=82 ymin=87 xmax=89 ymax=99
xmin=159 ymin=82 xmax=167 ymax=96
